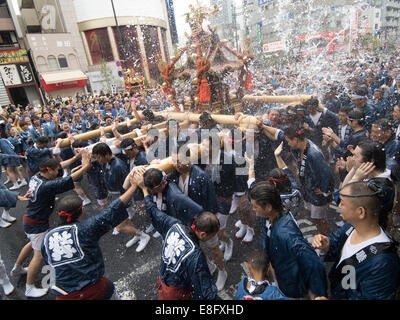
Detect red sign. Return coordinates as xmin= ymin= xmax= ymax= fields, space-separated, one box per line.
xmin=41 ymin=79 xmax=86 ymax=92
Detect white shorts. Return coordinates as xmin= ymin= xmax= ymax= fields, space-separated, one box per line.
xmin=26 ymin=231 xmax=48 ymax=251
xmin=304 ymin=202 xmax=328 ymax=220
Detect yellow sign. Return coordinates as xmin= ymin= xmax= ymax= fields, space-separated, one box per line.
xmin=0 ymin=50 xmax=30 ymax=65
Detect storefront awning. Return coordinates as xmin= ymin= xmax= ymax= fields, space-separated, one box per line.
xmin=41 ymin=70 xmax=87 ymax=85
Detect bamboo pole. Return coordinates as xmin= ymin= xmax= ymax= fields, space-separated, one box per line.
xmin=155 ymin=111 xmax=259 ymax=126
xmin=242 ymin=95 xmax=313 ymax=104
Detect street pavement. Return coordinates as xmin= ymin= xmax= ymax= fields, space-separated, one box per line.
xmin=0 ymin=174 xmax=344 ymax=300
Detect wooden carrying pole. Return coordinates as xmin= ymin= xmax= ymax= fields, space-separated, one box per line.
xmin=242 ymin=95 xmax=313 ymax=104
xmin=155 ymin=111 xmax=259 ymax=126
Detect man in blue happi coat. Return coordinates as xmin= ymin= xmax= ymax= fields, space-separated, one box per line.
xmin=249 ymin=181 xmax=328 ymax=299
xmin=10 ymin=151 xmax=92 ymax=298
xmin=135 ymin=171 xmax=221 ymax=300
xmin=312 ymin=181 xmax=400 ymax=299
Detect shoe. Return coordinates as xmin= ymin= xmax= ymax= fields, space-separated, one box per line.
xmin=1 ymin=280 xmax=14 ymax=296
xmin=223 ymin=239 xmax=233 ymax=261
xmin=112 ymin=228 xmax=120 ymax=235
xmin=215 ymin=270 xmax=228 ymax=291
xmin=219 ymin=241 xmax=225 ymax=252
xmin=235 ymin=220 xmax=243 ymax=229
xmin=2 ymin=210 xmax=16 ymax=223
xmin=125 ymin=235 xmax=140 ymax=248
xmin=82 ymin=198 xmax=91 ymax=206
xmin=153 ymin=231 xmax=161 ymax=238
xmin=25 ymin=285 xmax=48 ymax=298
xmin=235 ymin=224 xmax=247 ymax=239
xmin=242 ymin=227 xmax=254 ymax=243
xmin=136 ymin=233 xmax=150 ymax=253
xmin=4 ymin=177 xmax=10 ymax=185
xmin=10 ymin=265 xmax=28 ymax=277
xmin=207 ymin=259 xmax=217 ymax=275
xmin=18 ymin=180 xmax=27 ymax=187
xmin=145 ymin=224 xmax=154 ymax=233
xmin=9 ymin=183 xmax=20 ymax=191
xmin=0 ymin=218 xmax=11 ymax=228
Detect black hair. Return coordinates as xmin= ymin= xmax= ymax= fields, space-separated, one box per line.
xmin=372 ymin=118 xmax=393 ymax=133
xmin=37 ymin=136 xmax=49 ymax=144
xmin=348 ymin=109 xmax=365 ymax=126
xmin=356 ymin=138 xmax=387 ymax=172
xmin=246 ymin=250 xmax=270 ymax=273
xmin=72 ymin=139 xmax=89 ymax=148
xmin=268 ymin=168 xmax=292 ymax=193
xmin=199 ymin=112 xmax=216 ymax=127
xmin=192 ymin=212 xmax=220 ymax=235
xmin=120 ymin=138 xmax=137 ymax=149
xmin=142 ymin=109 xmax=155 ymax=121
xmin=284 ymin=125 xmax=306 ymax=141
xmin=339 ymin=106 xmax=352 ymax=114
xmin=303 ymin=98 xmax=319 ymax=108
xmin=116 ymin=125 xmax=130 ymax=135
xmin=39 ymin=157 xmax=59 ymax=172
xmin=56 ymin=132 xmax=68 ymax=140
xmin=57 ymin=195 xmax=83 ymax=225
xmin=143 ymin=168 xmax=164 ymax=190
xmin=354 ymin=86 xmax=368 ymax=97
xmin=249 ymin=181 xmax=284 ymax=212
xmin=92 ymin=143 xmax=112 ymax=157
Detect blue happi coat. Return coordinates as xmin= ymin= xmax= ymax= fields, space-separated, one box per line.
xmin=262 ymin=212 xmax=328 ymax=298
xmin=234 ymin=278 xmax=289 ymax=300
xmin=24 ymin=174 xmax=75 ymax=234
xmin=325 ymin=223 xmax=400 ymax=300
xmin=167 ymin=164 xmax=218 ymax=214
xmin=25 ymin=145 xmax=52 ymax=174
xmin=0 ymin=138 xmax=20 ymax=167
xmin=103 ymin=156 xmax=129 ymax=194
xmin=144 ymin=195 xmax=220 ymax=300
xmin=292 ymin=140 xmax=334 ymax=206
xmin=41 ymin=198 xmax=128 ymax=296
xmin=163 ymin=182 xmax=204 ymax=225
xmin=335 ymin=128 xmax=369 ymax=159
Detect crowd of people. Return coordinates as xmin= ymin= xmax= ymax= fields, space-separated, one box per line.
xmin=0 ymin=49 xmax=399 ymax=300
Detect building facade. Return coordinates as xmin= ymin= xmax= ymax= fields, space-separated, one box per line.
xmin=72 ymin=0 xmax=175 ymax=94
xmin=0 ymin=0 xmax=42 ymax=107
xmin=242 ymin=0 xmax=399 ymax=56
xmin=17 ymin=0 xmax=90 ymax=101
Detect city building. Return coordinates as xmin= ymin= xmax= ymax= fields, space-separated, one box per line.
xmin=72 ymin=0 xmax=176 ymax=94
xmin=210 ymin=0 xmax=236 ymax=49
xmin=0 ymin=0 xmax=42 ymax=107
xmin=241 ymin=0 xmax=399 ymax=56
xmin=17 ymin=0 xmax=90 ymax=101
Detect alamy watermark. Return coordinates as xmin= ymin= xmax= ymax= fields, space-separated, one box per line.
xmin=144 ymin=125 xmax=256 ymax=176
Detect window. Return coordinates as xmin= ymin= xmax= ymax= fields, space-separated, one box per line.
xmin=47 ymin=56 xmax=58 ymax=70
xmin=58 ymin=55 xmax=68 ymax=69
xmin=0 ymin=31 xmax=18 ymax=47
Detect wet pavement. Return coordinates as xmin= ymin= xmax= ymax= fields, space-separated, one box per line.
xmin=0 ymin=175 xmax=350 ymax=300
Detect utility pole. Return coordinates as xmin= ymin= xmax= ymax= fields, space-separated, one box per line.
xmin=111 ymin=0 xmax=124 ymax=66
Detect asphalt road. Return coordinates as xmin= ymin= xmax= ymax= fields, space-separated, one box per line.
xmin=0 ymin=174 xmax=344 ymax=300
